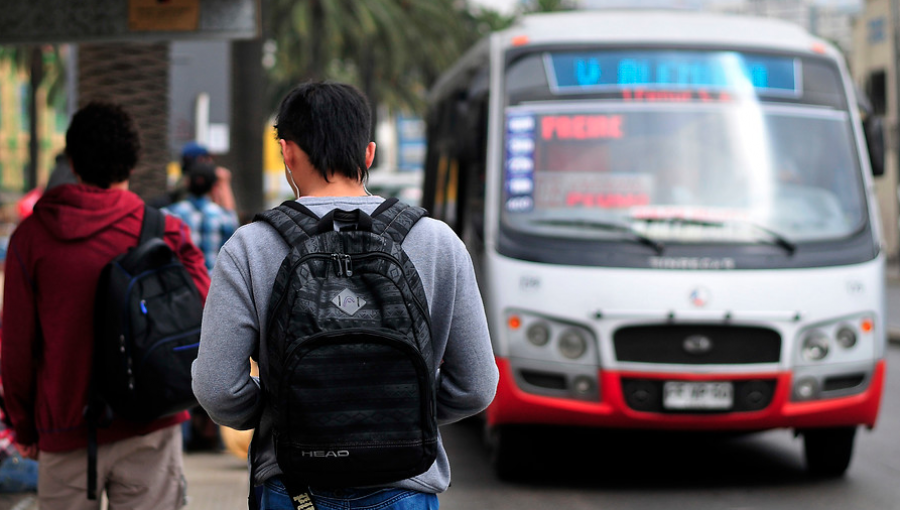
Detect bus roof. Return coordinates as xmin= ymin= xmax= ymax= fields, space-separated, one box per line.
xmin=428 ymin=10 xmax=842 ymax=104
xmin=500 ymin=10 xmax=835 ymax=57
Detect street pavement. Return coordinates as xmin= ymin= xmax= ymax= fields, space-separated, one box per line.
xmin=181 ymin=451 xmax=249 ymax=510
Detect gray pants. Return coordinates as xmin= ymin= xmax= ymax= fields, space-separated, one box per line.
xmin=37 ymin=425 xmax=186 ymax=510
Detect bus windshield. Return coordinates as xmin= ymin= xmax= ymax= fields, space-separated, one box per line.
xmin=502 ymin=49 xmax=867 ymax=245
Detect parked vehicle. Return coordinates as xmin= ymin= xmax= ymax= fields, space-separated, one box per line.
xmin=423 ymin=10 xmax=887 ymax=478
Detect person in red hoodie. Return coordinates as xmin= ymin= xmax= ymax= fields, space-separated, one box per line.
xmin=1 ymin=102 xmax=210 ymax=509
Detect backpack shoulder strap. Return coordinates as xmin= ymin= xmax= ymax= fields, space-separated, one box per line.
xmin=253 ymin=200 xmax=321 ymax=246
xmin=371 ymin=198 xmax=428 ymax=244
xmin=140 ymin=205 xmax=166 ymax=244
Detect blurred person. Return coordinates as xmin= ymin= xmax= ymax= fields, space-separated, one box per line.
xmin=164 ymin=162 xmax=239 ymax=272
xmin=15 ymin=153 xmax=76 ymax=223
xmin=1 ymin=102 xmax=210 ymax=510
xmin=14 ymin=188 xmax=42 ymax=222
xmin=148 ymin=142 xmax=204 ymax=209
xmin=191 ymin=81 xmax=498 ymax=510
xmin=150 ymin=142 xmax=237 ymax=214
xmin=46 ymin=152 xmax=77 ymax=191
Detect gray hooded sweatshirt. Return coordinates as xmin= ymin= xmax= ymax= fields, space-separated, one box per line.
xmin=191 ymin=196 xmax=499 ymax=493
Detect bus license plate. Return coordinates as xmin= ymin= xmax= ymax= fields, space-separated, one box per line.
xmin=663 ymin=382 xmax=733 ymax=410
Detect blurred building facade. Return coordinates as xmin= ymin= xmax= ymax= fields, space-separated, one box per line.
xmin=0 ymin=54 xmax=67 ymax=193
xmin=577 ymin=1 xmax=859 ymax=54
xmin=708 ymin=0 xmax=859 ymax=55
xmin=853 ymin=0 xmax=899 ymax=257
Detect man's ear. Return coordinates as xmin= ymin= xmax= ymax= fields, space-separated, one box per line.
xmin=279 ymin=139 xmax=291 ymax=167
xmin=365 ymin=142 xmax=376 ymax=169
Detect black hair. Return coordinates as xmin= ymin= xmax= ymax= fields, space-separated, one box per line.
xmin=274 ymin=81 xmax=372 ymax=182
xmin=187 ymin=162 xmax=218 ymax=196
xmin=65 ymin=102 xmax=140 ymax=188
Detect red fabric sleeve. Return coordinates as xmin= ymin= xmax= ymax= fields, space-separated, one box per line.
xmin=1 ymin=232 xmax=39 ymax=445
xmin=163 ymin=215 xmax=210 ymax=303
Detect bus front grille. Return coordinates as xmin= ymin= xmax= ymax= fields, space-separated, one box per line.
xmin=613 ymin=325 xmax=781 ymax=365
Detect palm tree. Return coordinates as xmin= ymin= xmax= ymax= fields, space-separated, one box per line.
xmin=265 ymin=0 xmax=476 ymax=170
xmin=266 ymin=0 xmax=471 ymax=118
xmin=523 ymin=0 xmax=577 ymax=12
xmin=466 ymin=6 xmax=517 ymax=34
xmin=354 ymin=1 xmax=472 ymax=133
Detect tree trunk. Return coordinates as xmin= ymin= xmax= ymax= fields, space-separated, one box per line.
xmin=27 ymin=45 xmax=42 ymax=191
xmin=78 ymin=43 xmax=170 ymax=199
xmin=226 ymin=38 xmax=266 ymax=220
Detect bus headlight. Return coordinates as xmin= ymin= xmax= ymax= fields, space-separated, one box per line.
xmin=835 ymin=325 xmax=857 ymax=349
xmin=505 ymin=310 xmax=597 ymax=365
xmin=526 ymin=322 xmax=551 ymax=346
xmin=795 ymin=314 xmax=875 ymax=365
xmin=801 ymin=331 xmax=829 ymax=361
xmin=559 ymin=329 xmax=588 ymax=359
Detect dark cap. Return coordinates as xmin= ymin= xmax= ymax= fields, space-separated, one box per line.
xmin=182 ymin=141 xmax=209 ymax=159
xmin=181 ymin=141 xmax=211 ymax=174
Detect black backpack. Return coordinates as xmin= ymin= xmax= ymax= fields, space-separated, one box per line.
xmin=253 ymin=198 xmax=437 ymax=493
xmin=86 ymin=205 xmax=203 ymax=499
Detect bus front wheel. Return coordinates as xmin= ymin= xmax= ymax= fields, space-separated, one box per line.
xmin=802 ymin=426 xmax=856 ymax=477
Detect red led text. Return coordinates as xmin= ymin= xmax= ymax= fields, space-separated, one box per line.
xmin=566 ymin=192 xmax=650 ymax=208
xmin=621 ymin=89 xmax=732 ymax=103
xmin=542 ymin=115 xmax=623 ymax=140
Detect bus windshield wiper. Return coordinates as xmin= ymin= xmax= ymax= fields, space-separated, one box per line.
xmin=531 ymin=218 xmax=664 ymax=255
xmin=632 ymin=217 xmax=796 ymax=255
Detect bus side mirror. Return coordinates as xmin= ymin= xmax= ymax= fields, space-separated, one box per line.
xmin=863 ymin=115 xmax=885 ymax=177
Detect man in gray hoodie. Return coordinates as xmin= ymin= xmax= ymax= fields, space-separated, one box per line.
xmin=191 ymin=81 xmax=499 ymax=510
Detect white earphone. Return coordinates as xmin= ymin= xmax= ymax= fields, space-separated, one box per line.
xmin=284 ymin=164 xmax=301 ymax=198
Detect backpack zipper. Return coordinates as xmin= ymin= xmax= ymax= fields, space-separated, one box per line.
xmin=330 ymin=253 xmax=352 ymax=276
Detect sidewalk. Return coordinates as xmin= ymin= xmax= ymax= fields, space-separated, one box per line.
xmin=181 ymin=451 xmax=249 ymax=509
xmin=0 ymin=451 xmax=249 ymax=510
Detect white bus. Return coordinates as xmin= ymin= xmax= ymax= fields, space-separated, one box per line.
xmin=423 ymin=10 xmax=887 ymax=478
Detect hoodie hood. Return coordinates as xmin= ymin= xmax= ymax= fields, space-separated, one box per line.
xmin=33 ymin=184 xmax=143 ymax=241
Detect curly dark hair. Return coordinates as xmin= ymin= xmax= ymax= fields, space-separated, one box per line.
xmin=274 ymin=81 xmax=371 ymax=182
xmin=65 ymin=102 xmax=141 ymax=188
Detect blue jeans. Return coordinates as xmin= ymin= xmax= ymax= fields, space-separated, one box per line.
xmin=0 ymin=452 xmax=38 ymax=493
xmin=258 ymin=477 xmax=439 ymax=510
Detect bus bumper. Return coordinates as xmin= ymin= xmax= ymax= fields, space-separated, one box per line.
xmin=487 ymin=357 xmax=885 ymax=431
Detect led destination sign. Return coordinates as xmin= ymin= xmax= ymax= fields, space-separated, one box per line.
xmin=541 ymin=115 xmax=624 ymax=140
xmin=547 ymin=50 xmax=799 ymax=95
